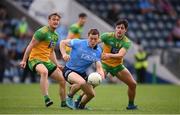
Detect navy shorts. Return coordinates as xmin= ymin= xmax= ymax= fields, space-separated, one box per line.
xmin=63 ymin=66 xmax=88 ymax=83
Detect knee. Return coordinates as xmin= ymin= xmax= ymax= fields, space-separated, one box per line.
xmin=59 ymin=79 xmax=66 ymax=87
xmin=129 ymin=81 xmax=137 ymax=90
xmin=91 ymin=92 xmax=95 ymax=98
xmin=87 ymin=91 xmax=95 ymax=98
xmin=57 ymin=76 xmax=66 ymax=87
xmin=40 ymin=70 xmax=48 ymax=77
xmin=79 ymin=80 xmax=86 ymax=86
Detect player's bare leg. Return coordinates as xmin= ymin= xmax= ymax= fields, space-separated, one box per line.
xmin=116 ymin=68 xmax=137 ymax=110
xmin=68 ymin=84 xmax=81 ymax=96
xmin=78 ymin=84 xmax=95 ymax=109
xmin=66 ymin=72 xmax=94 ymax=109
xmin=35 ymin=64 xmax=53 ymax=107
xmin=50 ymin=68 xmax=66 ymax=107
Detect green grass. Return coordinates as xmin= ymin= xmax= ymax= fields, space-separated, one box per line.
xmin=0 ymin=84 xmax=179 ymax=114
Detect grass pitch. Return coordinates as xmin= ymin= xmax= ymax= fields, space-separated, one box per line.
xmin=0 ymin=83 xmax=179 ymax=114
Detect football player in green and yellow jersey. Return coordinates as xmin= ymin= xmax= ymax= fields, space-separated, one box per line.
xmin=20 ymin=13 xmax=66 ymax=107
xmin=65 ymin=13 xmax=87 ymax=53
xmin=100 ymin=19 xmax=138 ymax=110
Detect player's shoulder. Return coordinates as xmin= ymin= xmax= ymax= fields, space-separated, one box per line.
xmin=101 ymin=32 xmax=114 ymax=37
xmin=70 ymin=23 xmax=79 ymax=28
xmin=80 ymin=39 xmax=88 ymax=44
xmin=71 ymin=38 xmax=82 ymax=44
xmin=123 ymin=35 xmax=131 ymax=42
xmin=72 ymin=38 xmax=82 ymax=42
xmin=36 ymin=26 xmax=49 ymax=33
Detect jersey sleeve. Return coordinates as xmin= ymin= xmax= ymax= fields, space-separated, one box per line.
xmin=100 ymin=33 xmax=108 ymax=43
xmin=33 ymin=28 xmax=46 ymax=41
xmin=69 ymin=39 xmax=81 ymax=48
xmin=122 ymin=41 xmax=131 ymax=50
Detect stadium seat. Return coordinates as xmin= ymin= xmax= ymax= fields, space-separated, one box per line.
xmin=76 ymin=0 xmax=180 ymax=49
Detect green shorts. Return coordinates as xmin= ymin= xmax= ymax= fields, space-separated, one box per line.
xmin=28 ymin=59 xmax=57 ymax=76
xmin=102 ymin=62 xmax=126 ymax=76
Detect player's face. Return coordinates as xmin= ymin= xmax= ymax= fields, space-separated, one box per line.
xmin=48 ymin=15 xmax=60 ymax=29
xmin=79 ymin=17 xmax=87 ymax=26
xmin=115 ymin=24 xmax=127 ymax=38
xmin=88 ymin=34 xmax=99 ymax=48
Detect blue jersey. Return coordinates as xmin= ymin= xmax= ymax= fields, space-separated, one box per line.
xmin=66 ymin=39 xmax=102 ymax=73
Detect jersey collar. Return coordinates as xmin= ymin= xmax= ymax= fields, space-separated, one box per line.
xmin=86 ymin=40 xmax=98 ymax=50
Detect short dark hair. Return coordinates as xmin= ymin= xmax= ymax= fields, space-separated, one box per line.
xmin=115 ymin=19 xmax=128 ymax=29
xmin=88 ymin=29 xmax=99 ymax=36
xmin=48 ymin=12 xmax=61 ymax=19
xmin=79 ymin=13 xmax=87 ymax=18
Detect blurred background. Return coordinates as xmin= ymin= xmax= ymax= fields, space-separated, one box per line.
xmin=0 ymin=0 xmax=180 ymax=85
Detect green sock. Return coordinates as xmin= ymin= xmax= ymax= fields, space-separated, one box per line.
xmin=61 ymin=100 xmax=66 ymax=107
xmin=44 ymin=95 xmax=49 ymax=101
xmin=129 ymin=101 xmax=134 ymax=106
xmin=77 ymin=95 xmax=82 ymax=101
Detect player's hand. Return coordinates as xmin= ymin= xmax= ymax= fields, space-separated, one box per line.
xmin=19 ymin=61 xmax=26 ymax=69
xmin=62 ymin=54 xmax=70 ymax=61
xmin=101 ymin=74 xmax=105 ymax=80
xmin=57 ymin=64 xmax=64 ymax=71
xmin=98 ymin=72 xmax=105 ymax=80
xmin=101 ymin=53 xmax=110 ymax=60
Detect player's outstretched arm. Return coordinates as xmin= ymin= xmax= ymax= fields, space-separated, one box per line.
xmin=59 ymin=39 xmax=71 ymax=61
xmin=102 ymin=47 xmax=127 ymax=60
xmin=19 ymin=37 xmax=39 ymax=68
xmin=95 ymin=61 xmax=105 ymax=80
